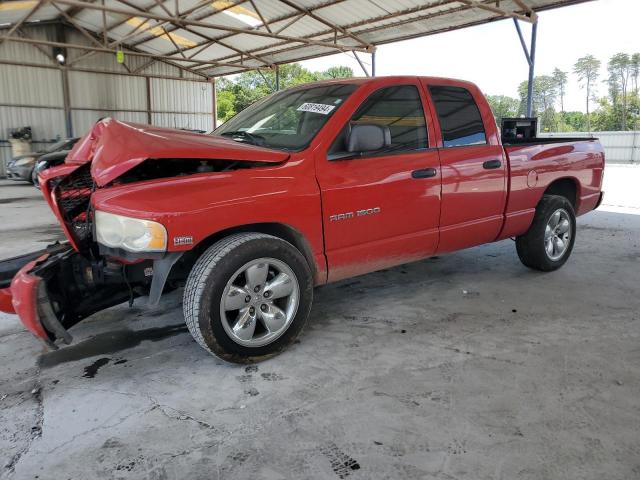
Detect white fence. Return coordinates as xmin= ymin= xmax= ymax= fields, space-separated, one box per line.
xmin=538 ymin=131 xmax=640 ymax=164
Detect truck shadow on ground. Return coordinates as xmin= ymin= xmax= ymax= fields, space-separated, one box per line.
xmin=38 ymin=323 xmax=188 ymax=369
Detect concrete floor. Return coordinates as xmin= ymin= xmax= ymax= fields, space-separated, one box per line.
xmin=1 ymin=166 xmax=639 ymax=480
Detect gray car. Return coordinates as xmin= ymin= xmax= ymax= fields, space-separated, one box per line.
xmin=6 ymin=138 xmax=78 ymax=184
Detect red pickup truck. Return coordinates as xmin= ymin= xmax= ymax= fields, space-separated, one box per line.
xmin=0 ymin=76 xmax=604 ymax=363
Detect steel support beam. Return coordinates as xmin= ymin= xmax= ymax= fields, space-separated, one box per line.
xmin=201 ymin=0 xmax=529 ymax=76
xmin=211 ymin=77 xmax=217 ymax=129
xmin=0 ymin=58 xmax=210 ymax=82
xmin=0 ymin=35 xmax=267 ymax=72
xmin=371 ymin=50 xmax=376 ymax=77
xmin=513 ymin=18 xmax=538 ymax=117
xmin=457 ymin=0 xmax=534 ymax=23
xmin=145 ymin=76 xmax=152 ymax=124
xmin=61 ymin=67 xmax=73 ymax=137
xmin=0 ymin=0 xmax=44 ymax=43
xmin=50 ymin=0 xmax=371 ymax=54
xmin=527 ymin=22 xmax=538 ymax=118
xmin=353 ymin=51 xmax=370 ymax=77
xmin=275 ymin=65 xmax=280 ymax=91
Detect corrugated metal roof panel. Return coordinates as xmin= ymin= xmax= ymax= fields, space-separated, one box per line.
xmin=1 ymin=0 xmax=593 ymax=78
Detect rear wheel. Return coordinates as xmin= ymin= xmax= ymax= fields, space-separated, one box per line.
xmin=183 ymin=233 xmax=313 ymax=363
xmin=516 ymin=194 xmax=576 ymax=271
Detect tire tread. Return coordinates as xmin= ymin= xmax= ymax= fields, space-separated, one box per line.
xmin=183 ymin=233 xmax=275 ymax=358
xmin=516 ymin=194 xmax=576 ymax=271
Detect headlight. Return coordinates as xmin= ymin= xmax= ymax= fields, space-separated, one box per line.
xmin=15 ymin=157 xmax=35 ymax=166
xmin=95 ymin=210 xmax=167 ymax=253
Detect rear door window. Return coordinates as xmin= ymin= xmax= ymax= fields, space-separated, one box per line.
xmin=428 ymin=85 xmax=487 ymax=148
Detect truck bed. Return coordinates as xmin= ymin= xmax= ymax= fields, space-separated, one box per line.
xmin=502 ymin=136 xmax=597 ymax=146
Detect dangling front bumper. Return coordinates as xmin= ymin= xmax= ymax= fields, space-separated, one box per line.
xmin=0 ymin=243 xmax=153 ymax=349
xmin=0 ymin=244 xmax=72 ymax=347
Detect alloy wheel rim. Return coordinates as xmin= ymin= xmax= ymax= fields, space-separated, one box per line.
xmin=544 ymin=208 xmax=572 ymax=261
xmin=220 ymin=257 xmax=299 ymax=348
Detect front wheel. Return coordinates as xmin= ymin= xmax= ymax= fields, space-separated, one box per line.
xmin=183 ymin=233 xmax=313 ymax=363
xmin=516 ymin=194 xmax=576 ymax=271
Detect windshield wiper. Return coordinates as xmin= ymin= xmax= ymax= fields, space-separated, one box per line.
xmin=220 ymin=131 xmax=266 ymax=146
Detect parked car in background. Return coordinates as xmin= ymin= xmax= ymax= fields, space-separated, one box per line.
xmin=33 ymin=142 xmax=79 ymax=188
xmin=6 ymin=138 xmax=78 ymax=184
xmin=0 ymin=77 xmax=604 ymax=363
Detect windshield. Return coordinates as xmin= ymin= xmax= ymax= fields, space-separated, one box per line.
xmin=214 ymin=83 xmax=357 ymax=151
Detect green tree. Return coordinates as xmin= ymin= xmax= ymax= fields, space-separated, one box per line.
xmin=607 ymin=53 xmax=632 ymax=129
xmin=573 ymin=55 xmax=601 ymax=132
xmin=216 ymin=90 xmax=236 ymax=123
xmin=518 ymin=76 xmax=557 ymax=131
xmin=631 ymin=53 xmax=640 ymax=95
xmin=552 ymin=68 xmax=568 ymax=113
xmin=321 ymin=66 xmax=354 ymax=79
xmin=216 ymin=63 xmax=353 ymax=119
xmin=562 ymin=111 xmax=588 ymax=131
xmin=486 ymin=95 xmax=519 ymax=125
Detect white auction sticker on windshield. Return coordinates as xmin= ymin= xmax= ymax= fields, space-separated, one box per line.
xmin=297 ymin=102 xmax=336 ymax=115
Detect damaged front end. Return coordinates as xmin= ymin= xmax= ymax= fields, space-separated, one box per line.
xmin=2 ymin=118 xmax=289 ymax=348
xmin=0 ymin=153 xmax=156 ymax=348
xmin=0 ymin=161 xmax=179 ymax=348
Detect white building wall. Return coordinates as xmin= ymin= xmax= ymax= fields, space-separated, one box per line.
xmin=538 ymin=131 xmax=640 ymax=164
xmin=1 ymin=25 xmax=213 ymax=176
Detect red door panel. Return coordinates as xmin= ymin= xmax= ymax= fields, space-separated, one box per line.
xmin=317 ymin=149 xmax=441 ymax=282
xmin=437 ymin=145 xmax=507 ymax=253
xmin=421 ymin=80 xmax=508 ymax=254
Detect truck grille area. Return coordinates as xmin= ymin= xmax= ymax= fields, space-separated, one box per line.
xmin=55 ymin=164 xmax=95 ymax=244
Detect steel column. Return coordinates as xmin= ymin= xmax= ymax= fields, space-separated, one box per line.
xmin=371 ymin=50 xmax=376 ymax=77
xmin=145 ymin=76 xmax=152 ymax=124
xmin=211 ymin=77 xmax=217 ymax=130
xmin=60 ymin=67 xmax=73 ymax=137
xmin=275 ymin=65 xmax=280 ymax=91
xmin=513 ymin=18 xmax=538 ymax=117
xmin=353 ymin=51 xmax=370 ymax=77
xmin=526 ymin=22 xmax=537 ymax=117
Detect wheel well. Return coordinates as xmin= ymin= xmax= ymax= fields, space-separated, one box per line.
xmin=187 ymin=223 xmax=317 ymax=276
xmin=543 ymin=178 xmax=578 ymax=208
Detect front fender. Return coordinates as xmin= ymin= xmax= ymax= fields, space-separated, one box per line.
xmin=91 ymin=163 xmax=325 ymax=264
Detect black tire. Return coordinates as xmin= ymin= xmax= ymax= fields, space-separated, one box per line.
xmin=183 ymin=233 xmax=313 ymax=363
xmin=516 ymin=194 xmax=576 ymax=271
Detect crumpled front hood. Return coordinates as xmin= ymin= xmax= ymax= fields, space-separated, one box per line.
xmin=66 ymin=118 xmax=290 ymax=187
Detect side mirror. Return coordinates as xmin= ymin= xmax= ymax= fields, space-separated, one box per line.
xmin=346 ymin=124 xmax=391 ymax=153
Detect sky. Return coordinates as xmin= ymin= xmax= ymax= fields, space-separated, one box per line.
xmin=300 ymin=0 xmax=640 ymax=112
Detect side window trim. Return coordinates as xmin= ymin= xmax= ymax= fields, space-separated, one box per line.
xmin=327 ymin=83 xmax=429 ymax=160
xmin=428 ymin=84 xmax=488 ymax=149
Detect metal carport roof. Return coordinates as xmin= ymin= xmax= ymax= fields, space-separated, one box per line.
xmin=0 ymin=0 xmax=594 ymax=79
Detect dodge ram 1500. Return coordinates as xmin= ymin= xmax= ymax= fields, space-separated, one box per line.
xmin=0 ymin=76 xmax=605 ymax=363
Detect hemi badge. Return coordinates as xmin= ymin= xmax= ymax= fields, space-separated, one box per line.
xmin=173 ymin=236 xmax=193 ymax=246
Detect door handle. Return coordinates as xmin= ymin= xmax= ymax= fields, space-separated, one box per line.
xmin=483 ymin=159 xmax=502 ymax=169
xmin=411 ymin=168 xmax=437 ymax=179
